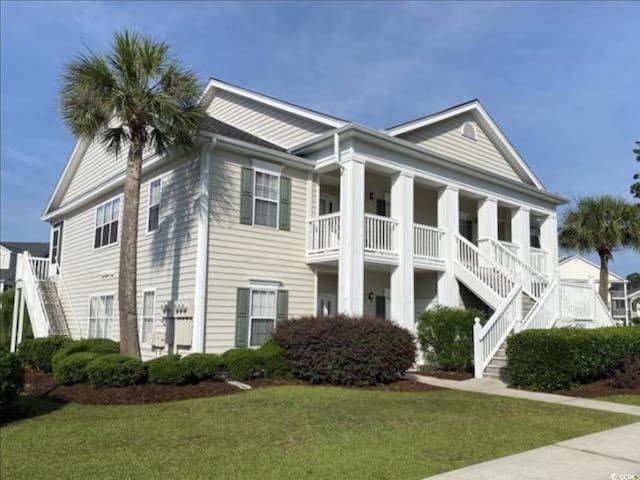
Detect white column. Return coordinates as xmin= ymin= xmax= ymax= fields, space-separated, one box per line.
xmin=437 ymin=186 xmax=460 ymax=307
xmin=10 ymin=288 xmax=20 ymax=352
xmin=338 ymin=157 xmax=365 ymax=315
xmin=540 ymin=213 xmax=558 ymax=275
xmin=623 ymin=282 xmax=629 ymax=326
xmin=511 ymin=206 xmax=531 ymax=265
xmin=477 ymin=196 xmax=498 ymax=257
xmin=390 ymin=172 xmax=414 ymax=331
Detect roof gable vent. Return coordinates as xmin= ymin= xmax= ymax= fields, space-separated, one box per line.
xmin=461 ymin=121 xmax=477 ymax=141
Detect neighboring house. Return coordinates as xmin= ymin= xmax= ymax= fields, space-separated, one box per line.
xmin=628 ymin=287 xmax=640 ymax=322
xmin=0 ymin=242 xmax=49 ymax=292
xmin=559 ymin=255 xmax=629 ymax=325
xmin=10 ymin=77 xmax=614 ymax=378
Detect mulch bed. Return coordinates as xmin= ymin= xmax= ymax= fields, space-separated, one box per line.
xmin=416 ymin=367 xmax=474 ymax=381
xmin=554 ymin=378 xmax=640 ymax=399
xmin=23 ymin=369 xmax=439 ymax=405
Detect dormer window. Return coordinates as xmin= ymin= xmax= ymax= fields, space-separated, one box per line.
xmin=461 ymin=121 xmax=477 ymax=141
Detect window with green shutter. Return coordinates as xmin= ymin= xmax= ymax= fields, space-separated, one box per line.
xmin=240 ymin=165 xmax=291 ymax=231
xmin=236 ymin=286 xmax=289 ymax=348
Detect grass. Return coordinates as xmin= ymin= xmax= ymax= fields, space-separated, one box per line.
xmin=1 ymin=386 xmax=636 ymax=480
xmin=597 ymin=394 xmax=640 ymax=406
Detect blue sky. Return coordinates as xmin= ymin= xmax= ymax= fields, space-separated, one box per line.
xmin=1 ymin=1 xmax=639 ymax=274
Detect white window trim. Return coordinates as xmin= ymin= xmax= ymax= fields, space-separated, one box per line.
xmin=87 ymin=292 xmax=115 ymax=340
xmin=146 ymin=176 xmax=163 ymax=235
xmin=140 ymin=288 xmax=157 ymax=346
xmin=248 ymin=283 xmax=279 ymax=348
xmin=252 ymin=167 xmax=280 ymax=230
xmin=93 ymin=195 xmax=121 ymax=251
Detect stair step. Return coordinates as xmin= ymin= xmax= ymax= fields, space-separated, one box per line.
xmin=487 ymin=358 xmax=508 ymax=368
xmin=484 ymin=365 xmax=511 ymax=382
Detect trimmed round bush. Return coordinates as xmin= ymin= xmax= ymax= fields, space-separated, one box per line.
xmin=54 ymin=352 xmax=100 ymax=385
xmin=181 ymin=353 xmax=226 ymax=382
xmin=18 ymin=336 xmax=71 ymax=373
xmin=86 ymin=354 xmax=147 ymax=387
xmin=507 ymin=327 xmax=640 ymax=391
xmin=221 ymin=348 xmax=262 ymax=381
xmin=416 ymin=306 xmax=487 ymax=372
xmin=256 ymin=341 xmax=290 ymax=379
xmin=0 ymin=346 xmax=25 ymax=409
xmin=52 ymin=338 xmax=120 ymax=373
xmin=146 ymin=355 xmax=190 ymax=385
xmin=272 ymin=315 xmax=416 ymax=386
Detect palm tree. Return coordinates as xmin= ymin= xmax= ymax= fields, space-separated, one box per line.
xmin=559 ymin=195 xmax=640 ymax=304
xmin=60 ymin=31 xmax=205 ymax=358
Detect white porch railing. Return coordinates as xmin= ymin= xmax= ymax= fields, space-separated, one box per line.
xmin=29 ymin=256 xmax=50 ymax=281
xmin=16 ymin=253 xmax=50 ymax=338
xmin=365 ymin=213 xmax=398 ymax=255
xmin=488 ymin=239 xmax=549 ymax=300
xmin=307 ymin=212 xmax=341 ymax=254
xmin=413 ymin=224 xmax=445 ymax=260
xmin=499 ymin=241 xmax=519 ymax=257
xmin=560 ymin=281 xmax=592 ymax=319
xmin=530 ymin=247 xmax=549 ymax=275
xmin=473 ymin=285 xmax=522 ymax=378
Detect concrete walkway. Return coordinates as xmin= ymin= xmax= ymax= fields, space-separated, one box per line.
xmin=406 ymin=373 xmax=640 ymax=416
xmin=424 ymin=422 xmax=640 ymax=479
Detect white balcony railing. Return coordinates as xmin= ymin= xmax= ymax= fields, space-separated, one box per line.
xmin=365 ymin=213 xmax=398 ymax=255
xmin=499 ymin=241 xmax=519 ymax=257
xmin=307 ymin=212 xmax=341 ymax=254
xmin=530 ymin=247 xmax=549 ymax=275
xmin=413 ymin=224 xmax=445 ymax=260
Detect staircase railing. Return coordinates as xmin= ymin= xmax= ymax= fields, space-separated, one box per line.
xmin=520 ymin=279 xmax=560 ymax=330
xmin=488 ymin=239 xmax=549 ymax=300
xmin=16 ymin=252 xmax=50 ymax=337
xmin=473 ymin=285 xmax=522 ymax=378
xmin=560 ymin=281 xmax=592 ymax=319
xmin=454 ymin=233 xmax=516 ymax=298
xmin=52 ymin=264 xmax=81 ymax=337
xmin=593 ymin=288 xmax=616 ymax=327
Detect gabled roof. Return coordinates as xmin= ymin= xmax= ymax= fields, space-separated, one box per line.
xmin=559 ymin=255 xmax=626 ymax=282
xmin=201 ymin=117 xmax=285 ymax=152
xmin=0 ymin=242 xmax=49 ymax=257
xmin=385 ymin=100 xmax=544 ymax=189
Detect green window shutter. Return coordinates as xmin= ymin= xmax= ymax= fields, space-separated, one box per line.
xmin=235 ymin=288 xmax=250 ymax=348
xmin=276 ymin=290 xmax=289 ymax=323
xmin=279 ymin=177 xmax=291 ymax=231
xmin=240 ymin=167 xmax=253 ymax=225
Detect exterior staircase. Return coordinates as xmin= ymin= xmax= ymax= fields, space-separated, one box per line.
xmin=39 ymin=279 xmax=70 ymax=336
xmin=483 ymin=345 xmax=509 ymax=381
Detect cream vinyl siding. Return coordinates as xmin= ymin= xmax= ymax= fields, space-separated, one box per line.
xmin=206 ymin=90 xmax=331 ymax=149
xmin=205 ymin=150 xmax=315 ymax=353
xmin=57 ymin=155 xmax=200 ymax=351
xmin=397 ymin=112 xmax=523 ymax=183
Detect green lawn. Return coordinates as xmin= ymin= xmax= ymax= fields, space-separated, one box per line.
xmin=597 ymin=394 xmax=640 ymax=406
xmin=1 ymin=386 xmax=636 ymax=480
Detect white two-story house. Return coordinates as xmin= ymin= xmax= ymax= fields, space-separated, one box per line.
xmin=10 ymin=78 xmax=614 ymax=378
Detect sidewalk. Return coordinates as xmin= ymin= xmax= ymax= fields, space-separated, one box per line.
xmin=424 ymin=422 xmax=640 ymax=479
xmin=406 ymin=373 xmax=640 ymax=417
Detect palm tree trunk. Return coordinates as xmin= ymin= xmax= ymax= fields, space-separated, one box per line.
xmin=118 ymin=140 xmax=143 ymax=359
xmin=598 ymin=250 xmax=610 ymax=306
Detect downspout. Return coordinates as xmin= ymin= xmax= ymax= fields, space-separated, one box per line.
xmin=191 ymin=137 xmax=216 ymax=353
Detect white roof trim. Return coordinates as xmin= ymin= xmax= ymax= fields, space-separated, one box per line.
xmin=386 ymin=101 xmax=544 ymax=189
xmin=201 ymin=78 xmax=347 ymax=129
xmin=559 ymin=255 xmax=626 ymax=282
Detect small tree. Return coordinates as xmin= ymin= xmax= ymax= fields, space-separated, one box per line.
xmin=60 ymin=31 xmax=205 ymax=358
xmin=631 ymin=141 xmax=640 ymax=201
xmin=627 ymin=273 xmax=640 ymax=290
xmin=559 ymin=195 xmax=640 ymax=303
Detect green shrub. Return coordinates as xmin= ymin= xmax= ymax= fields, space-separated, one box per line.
xmin=416 ymin=306 xmax=487 ymax=372
xmin=52 ymin=338 xmax=119 ymax=373
xmin=86 ymin=354 xmax=147 ymax=387
xmin=0 ymin=346 xmax=24 ymax=409
xmin=18 ymin=336 xmax=71 ymax=373
xmin=221 ymin=348 xmax=262 ymax=381
xmin=146 ymin=355 xmax=190 ymax=385
xmin=256 ymin=341 xmax=290 ymax=379
xmin=181 ymin=354 xmax=226 ymax=382
xmin=507 ymin=327 xmax=640 ymax=391
xmin=272 ymin=315 xmax=416 ymax=386
xmin=54 ymin=352 xmax=100 ymax=385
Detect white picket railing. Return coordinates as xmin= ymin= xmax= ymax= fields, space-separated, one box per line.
xmin=307 ymin=212 xmax=341 ymax=254
xmin=499 ymin=241 xmax=519 ymax=257
xmin=473 ymin=285 xmax=522 ymax=378
xmin=365 ymin=213 xmax=398 ymax=255
xmin=455 ymin=233 xmax=515 ymax=298
xmin=593 ymin=288 xmax=616 ymax=327
xmin=29 ymin=256 xmax=50 ymax=281
xmin=413 ymin=224 xmax=445 ymax=260
xmin=16 ymin=253 xmax=50 ymax=338
xmin=560 ymin=281 xmax=592 ymax=319
xmin=488 ymin=239 xmax=549 ymax=300
xmin=520 ymin=279 xmax=560 ymax=330
xmin=530 ymin=247 xmax=549 ymax=275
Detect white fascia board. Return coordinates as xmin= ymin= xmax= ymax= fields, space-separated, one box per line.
xmin=202 ymin=78 xmax=347 ymax=129
xmin=386 ymin=101 xmax=544 ymax=190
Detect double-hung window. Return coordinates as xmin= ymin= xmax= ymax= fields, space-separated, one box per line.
xmin=141 ymin=290 xmax=156 ymax=345
xmin=89 ymin=295 xmax=114 ymax=339
xmin=254 ymin=171 xmax=279 ymax=228
xmin=249 ymin=288 xmax=277 ymax=347
xmin=147 ymin=178 xmax=162 ymax=233
xmin=94 ymin=198 xmax=120 ymax=248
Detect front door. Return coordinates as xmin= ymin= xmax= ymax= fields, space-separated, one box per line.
xmin=51 ymin=222 xmax=63 ymax=268
xmin=317 ymin=294 xmax=336 ymax=317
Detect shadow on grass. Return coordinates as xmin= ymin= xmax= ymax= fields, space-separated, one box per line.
xmin=1 ymin=395 xmax=67 ymax=427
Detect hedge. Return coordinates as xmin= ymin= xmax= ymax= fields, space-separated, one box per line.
xmin=52 ymin=339 xmax=120 ymax=373
xmin=416 ymin=306 xmax=487 ymax=372
xmin=221 ymin=348 xmax=261 ymax=381
xmin=146 ymin=355 xmax=190 ymax=385
xmin=86 ymin=354 xmax=147 ymax=387
xmin=18 ymin=336 xmax=71 ymax=373
xmin=507 ymin=327 xmax=640 ymax=391
xmin=256 ymin=341 xmax=290 ymax=379
xmin=0 ymin=346 xmax=24 ymax=409
xmin=181 ymin=353 xmax=226 ymax=382
xmin=54 ymin=352 xmax=100 ymax=385
xmin=272 ymin=315 xmax=416 ymax=385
